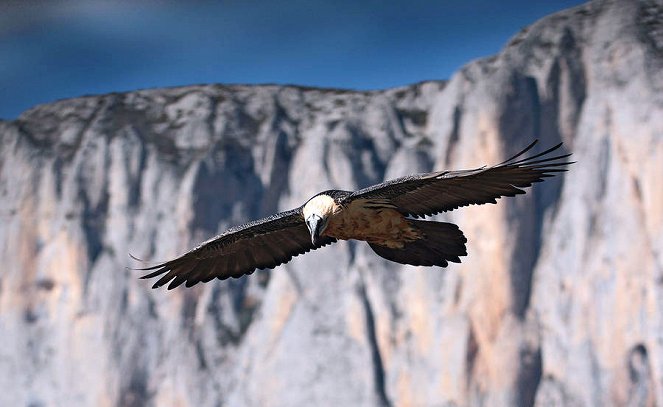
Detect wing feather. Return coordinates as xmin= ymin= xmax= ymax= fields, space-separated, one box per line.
xmin=345 ymin=140 xmax=573 ymax=218
xmin=136 ymin=208 xmax=337 ymax=289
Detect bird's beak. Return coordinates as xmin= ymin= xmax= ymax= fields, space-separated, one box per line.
xmin=306 ymin=214 xmax=324 ymax=246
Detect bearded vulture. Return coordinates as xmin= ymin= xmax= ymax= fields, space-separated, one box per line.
xmin=137 ymin=140 xmax=571 ymax=289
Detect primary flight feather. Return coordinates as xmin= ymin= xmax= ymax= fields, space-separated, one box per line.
xmin=137 ymin=140 xmax=572 ymax=289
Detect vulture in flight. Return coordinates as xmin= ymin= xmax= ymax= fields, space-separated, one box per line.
xmin=137 ymin=140 xmax=571 ymax=289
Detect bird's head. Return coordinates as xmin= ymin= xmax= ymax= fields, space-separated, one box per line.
xmin=302 ymin=194 xmax=337 ymax=246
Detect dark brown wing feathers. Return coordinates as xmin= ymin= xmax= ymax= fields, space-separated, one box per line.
xmin=346 ymin=140 xmax=572 ymax=218
xmin=136 ymin=208 xmax=337 ymax=289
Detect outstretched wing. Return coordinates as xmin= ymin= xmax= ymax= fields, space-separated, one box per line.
xmin=345 ymin=140 xmax=572 ymax=218
xmin=136 ymin=208 xmax=336 ymax=289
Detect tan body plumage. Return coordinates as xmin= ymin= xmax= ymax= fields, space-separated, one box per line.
xmin=304 ymin=196 xmax=421 ymax=249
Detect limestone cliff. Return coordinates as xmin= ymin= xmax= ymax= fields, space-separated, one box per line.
xmin=1 ymin=1 xmax=662 ymax=406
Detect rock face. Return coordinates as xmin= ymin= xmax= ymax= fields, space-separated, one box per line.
xmin=1 ymin=0 xmax=662 ymax=405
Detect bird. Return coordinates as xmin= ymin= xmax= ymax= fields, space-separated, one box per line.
xmin=136 ymin=140 xmax=572 ymax=290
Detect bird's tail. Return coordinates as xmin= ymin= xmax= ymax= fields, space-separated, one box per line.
xmin=368 ymin=220 xmax=467 ymax=267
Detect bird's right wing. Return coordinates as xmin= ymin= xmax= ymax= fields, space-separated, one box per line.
xmin=136 ymin=208 xmax=336 ymax=289
xmin=345 ymin=140 xmax=572 ymax=218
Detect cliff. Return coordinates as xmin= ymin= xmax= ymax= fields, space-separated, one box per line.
xmin=1 ymin=0 xmax=662 ymax=406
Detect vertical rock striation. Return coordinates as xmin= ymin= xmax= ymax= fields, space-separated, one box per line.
xmin=0 ymin=1 xmax=661 ymax=406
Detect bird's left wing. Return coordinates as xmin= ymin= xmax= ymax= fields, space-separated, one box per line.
xmin=344 ymin=140 xmax=572 ymax=218
xmin=136 ymin=208 xmax=336 ymax=289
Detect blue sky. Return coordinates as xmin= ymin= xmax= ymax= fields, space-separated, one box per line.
xmin=0 ymin=0 xmax=584 ymax=120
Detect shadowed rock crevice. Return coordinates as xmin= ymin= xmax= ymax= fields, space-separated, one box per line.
xmin=465 ymin=325 xmax=479 ymax=388
xmin=516 ymin=344 xmax=542 ymax=407
xmin=126 ymin=137 xmax=148 ymax=209
xmin=627 ymin=343 xmax=653 ymax=406
xmin=357 ymin=278 xmax=392 ymax=407
xmin=79 ymin=172 xmax=109 ymax=268
xmin=498 ymin=67 xmax=569 ymax=319
xmin=498 ymin=72 xmax=544 ymax=319
xmin=444 ymin=105 xmax=463 ymax=166
xmin=259 ymin=130 xmax=295 ymax=216
xmin=190 ymin=143 xmax=263 ymax=238
xmin=117 ymin=365 xmax=152 ymax=407
xmin=637 ymin=0 xmax=663 ymax=56
xmin=557 ymin=28 xmax=587 ymax=136
xmin=397 ymin=108 xmax=428 ymax=131
xmin=181 ymin=291 xmax=199 ymax=334
xmin=207 ymin=285 xmax=243 ymax=346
